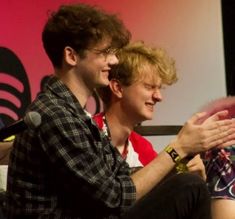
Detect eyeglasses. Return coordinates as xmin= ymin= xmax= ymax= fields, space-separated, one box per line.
xmin=89 ymin=47 xmax=119 ymax=57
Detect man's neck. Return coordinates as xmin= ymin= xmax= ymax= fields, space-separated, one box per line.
xmin=105 ymin=108 xmax=134 ymax=148
xmin=55 ymin=69 xmax=92 ymax=108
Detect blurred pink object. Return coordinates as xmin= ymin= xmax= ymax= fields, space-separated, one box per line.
xmin=198 ymin=96 xmax=235 ymax=123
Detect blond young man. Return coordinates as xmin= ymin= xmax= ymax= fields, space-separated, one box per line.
xmin=94 ymin=42 xmax=206 ymax=179
xmin=95 ymin=41 xmax=235 ymax=218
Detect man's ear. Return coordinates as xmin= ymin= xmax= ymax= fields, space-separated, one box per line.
xmin=64 ymin=46 xmax=78 ymax=66
xmin=109 ymin=79 xmax=123 ymax=98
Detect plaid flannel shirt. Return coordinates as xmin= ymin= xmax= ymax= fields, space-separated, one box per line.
xmin=6 ymin=77 xmax=136 ymax=218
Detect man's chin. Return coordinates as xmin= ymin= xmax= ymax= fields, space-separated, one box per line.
xmin=140 ymin=114 xmax=153 ymax=122
xmin=97 ymin=80 xmax=109 ymax=87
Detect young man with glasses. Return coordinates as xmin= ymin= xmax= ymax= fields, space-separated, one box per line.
xmin=6 ymin=3 xmax=130 ymax=218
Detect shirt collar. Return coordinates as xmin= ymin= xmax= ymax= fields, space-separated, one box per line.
xmin=46 ymin=76 xmax=90 ymax=121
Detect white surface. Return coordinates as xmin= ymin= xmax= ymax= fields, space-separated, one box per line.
xmin=141 ymin=0 xmax=226 ymax=127
xmin=146 ymin=136 xmax=177 ymax=152
xmin=0 ymin=165 xmax=8 ymax=191
xmin=139 ymin=0 xmax=226 ymax=148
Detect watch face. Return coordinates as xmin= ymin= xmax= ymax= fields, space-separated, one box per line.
xmin=165 ymin=145 xmax=181 ymax=163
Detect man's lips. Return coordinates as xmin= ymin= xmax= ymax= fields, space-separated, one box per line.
xmin=146 ymin=102 xmax=155 ymax=111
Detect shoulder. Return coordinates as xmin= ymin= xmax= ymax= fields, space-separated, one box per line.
xmin=129 ymin=131 xmax=157 ymax=165
xmin=129 ymin=131 xmax=152 ymax=145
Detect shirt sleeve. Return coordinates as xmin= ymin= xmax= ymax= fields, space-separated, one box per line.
xmin=129 ymin=131 xmax=158 ymax=166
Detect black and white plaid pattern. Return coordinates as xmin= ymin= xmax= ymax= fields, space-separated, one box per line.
xmin=6 ymin=77 xmax=136 ymax=218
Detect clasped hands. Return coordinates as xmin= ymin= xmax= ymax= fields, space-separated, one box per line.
xmin=171 ymin=110 xmax=235 ymax=180
xmin=173 ymin=110 xmax=235 ymax=160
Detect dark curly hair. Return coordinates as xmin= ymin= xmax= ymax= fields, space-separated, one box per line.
xmin=42 ymin=3 xmax=131 ymax=68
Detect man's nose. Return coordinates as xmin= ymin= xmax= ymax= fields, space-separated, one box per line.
xmin=153 ymin=89 xmax=163 ymax=102
xmin=107 ymin=54 xmax=119 ymax=65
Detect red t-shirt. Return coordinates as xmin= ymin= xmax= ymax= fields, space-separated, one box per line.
xmin=93 ymin=113 xmax=157 ymax=167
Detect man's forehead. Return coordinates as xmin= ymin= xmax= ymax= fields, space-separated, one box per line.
xmin=135 ymin=73 xmax=162 ymax=86
xmin=144 ymin=76 xmax=162 ymax=84
xmin=92 ymin=38 xmax=112 ymax=49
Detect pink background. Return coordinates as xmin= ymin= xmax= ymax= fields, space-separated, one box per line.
xmin=1 ymin=0 xmax=166 ymax=100
xmin=0 ymin=0 xmax=226 ymax=149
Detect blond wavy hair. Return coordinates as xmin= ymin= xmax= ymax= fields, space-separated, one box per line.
xmin=97 ymin=41 xmax=178 ymax=106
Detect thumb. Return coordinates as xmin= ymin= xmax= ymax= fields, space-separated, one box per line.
xmin=204 ymin=110 xmax=229 ymax=124
xmin=188 ymin=112 xmax=207 ymax=125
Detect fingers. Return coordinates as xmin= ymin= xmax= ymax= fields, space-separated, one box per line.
xmin=206 ymin=118 xmax=234 ymax=131
xmin=203 ymin=127 xmax=235 ymax=149
xmin=189 ymin=110 xmax=229 ymax=125
xmin=219 ymin=140 xmax=235 ymax=148
xmin=176 ymin=112 xmax=235 ymax=156
xmin=187 ymin=155 xmax=203 ymax=169
xmin=196 ymin=118 xmax=235 ymax=150
xmin=205 ymin=127 xmax=235 ymax=147
xmin=188 ymin=112 xmax=207 ymax=124
xmin=217 ymin=136 xmax=235 ymax=148
xmin=204 ymin=110 xmax=229 ymax=125
xmin=186 ymin=154 xmax=200 ymax=165
xmin=205 ymin=110 xmax=229 ymax=122
xmin=186 ymin=155 xmax=207 ymax=181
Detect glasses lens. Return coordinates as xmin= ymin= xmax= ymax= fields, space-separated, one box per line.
xmin=90 ymin=47 xmax=118 ymax=57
